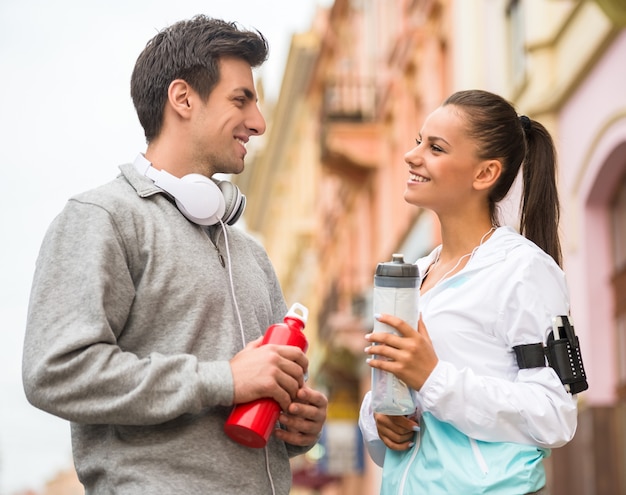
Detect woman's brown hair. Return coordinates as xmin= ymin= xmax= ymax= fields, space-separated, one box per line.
xmin=443 ymin=89 xmax=562 ymax=267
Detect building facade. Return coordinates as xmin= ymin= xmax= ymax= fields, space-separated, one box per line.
xmin=236 ymin=1 xmax=449 ymax=490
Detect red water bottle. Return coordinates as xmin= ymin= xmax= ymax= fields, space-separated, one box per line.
xmin=224 ymin=303 xmax=309 ymax=448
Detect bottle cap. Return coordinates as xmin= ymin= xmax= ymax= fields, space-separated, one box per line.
xmin=375 ymin=254 xmax=419 ymax=277
xmin=285 ymin=303 xmax=308 ymax=325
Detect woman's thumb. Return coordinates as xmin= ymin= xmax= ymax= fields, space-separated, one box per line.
xmin=417 ymin=314 xmax=432 ymax=344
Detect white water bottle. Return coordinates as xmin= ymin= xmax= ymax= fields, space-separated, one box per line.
xmin=371 ymin=253 xmax=420 ymax=415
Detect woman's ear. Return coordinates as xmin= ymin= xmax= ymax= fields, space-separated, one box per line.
xmin=474 ymin=159 xmax=502 ymax=191
xmin=167 ymin=79 xmax=193 ymax=119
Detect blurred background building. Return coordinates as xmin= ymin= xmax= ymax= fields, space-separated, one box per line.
xmin=235 ymin=0 xmax=626 ymax=494
xmin=12 ymin=0 xmax=625 ymax=493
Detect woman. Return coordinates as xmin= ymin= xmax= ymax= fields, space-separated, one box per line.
xmin=359 ymin=89 xmax=578 ymax=494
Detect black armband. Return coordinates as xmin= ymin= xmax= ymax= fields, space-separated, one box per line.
xmin=513 ymin=315 xmax=588 ymax=395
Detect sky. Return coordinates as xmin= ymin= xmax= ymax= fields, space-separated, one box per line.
xmin=0 ymin=1 xmax=329 ymax=493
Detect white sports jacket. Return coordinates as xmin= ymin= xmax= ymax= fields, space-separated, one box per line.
xmin=359 ymin=226 xmax=578 ymax=495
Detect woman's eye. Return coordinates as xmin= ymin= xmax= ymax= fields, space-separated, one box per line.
xmin=431 ymin=145 xmax=443 ymax=153
xmin=415 ymin=138 xmax=421 ymax=146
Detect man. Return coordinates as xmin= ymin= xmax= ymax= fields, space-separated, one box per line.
xmin=23 ymin=16 xmax=327 ymax=494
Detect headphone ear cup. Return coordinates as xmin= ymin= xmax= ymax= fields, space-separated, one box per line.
xmin=174 ymin=174 xmax=225 ymax=226
xmin=133 ymin=155 xmax=242 ymax=226
xmin=213 ymin=179 xmax=246 ymax=225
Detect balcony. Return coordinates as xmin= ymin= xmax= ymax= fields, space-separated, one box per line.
xmin=321 ymin=78 xmax=383 ymax=172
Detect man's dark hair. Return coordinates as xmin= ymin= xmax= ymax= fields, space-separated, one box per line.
xmin=131 ymin=15 xmax=269 ymax=142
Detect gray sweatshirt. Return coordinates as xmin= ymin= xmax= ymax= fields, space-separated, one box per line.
xmin=22 ymin=163 xmax=306 ymax=494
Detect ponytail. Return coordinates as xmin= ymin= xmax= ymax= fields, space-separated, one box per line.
xmin=519 ymin=117 xmax=562 ymax=267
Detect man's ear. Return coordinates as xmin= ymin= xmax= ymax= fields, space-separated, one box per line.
xmin=474 ymin=159 xmax=502 ymax=191
xmin=167 ymin=79 xmax=193 ymax=119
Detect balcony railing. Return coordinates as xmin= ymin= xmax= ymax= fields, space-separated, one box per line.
xmin=322 ymin=77 xmax=378 ymax=123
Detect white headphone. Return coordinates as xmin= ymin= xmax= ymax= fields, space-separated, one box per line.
xmin=133 ymin=154 xmax=246 ymax=226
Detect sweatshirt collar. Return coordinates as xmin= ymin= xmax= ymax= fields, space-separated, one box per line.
xmin=119 ymin=154 xmax=164 ymax=199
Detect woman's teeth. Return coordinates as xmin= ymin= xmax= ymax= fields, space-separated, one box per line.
xmin=410 ymin=173 xmax=429 ymax=182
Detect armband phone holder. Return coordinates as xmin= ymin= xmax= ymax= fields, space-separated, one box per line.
xmin=513 ymin=315 xmax=588 ymax=394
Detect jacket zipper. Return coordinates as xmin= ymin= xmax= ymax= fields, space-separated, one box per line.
xmin=398 ymin=428 xmax=421 ymax=494
xmin=469 ymin=438 xmax=489 ymax=474
xmin=204 ymin=226 xmax=226 ymax=267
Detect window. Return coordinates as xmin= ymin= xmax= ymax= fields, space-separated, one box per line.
xmin=506 ymin=0 xmax=527 ymax=88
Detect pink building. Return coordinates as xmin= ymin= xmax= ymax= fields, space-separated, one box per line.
xmin=556 ymin=29 xmax=626 ymax=493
